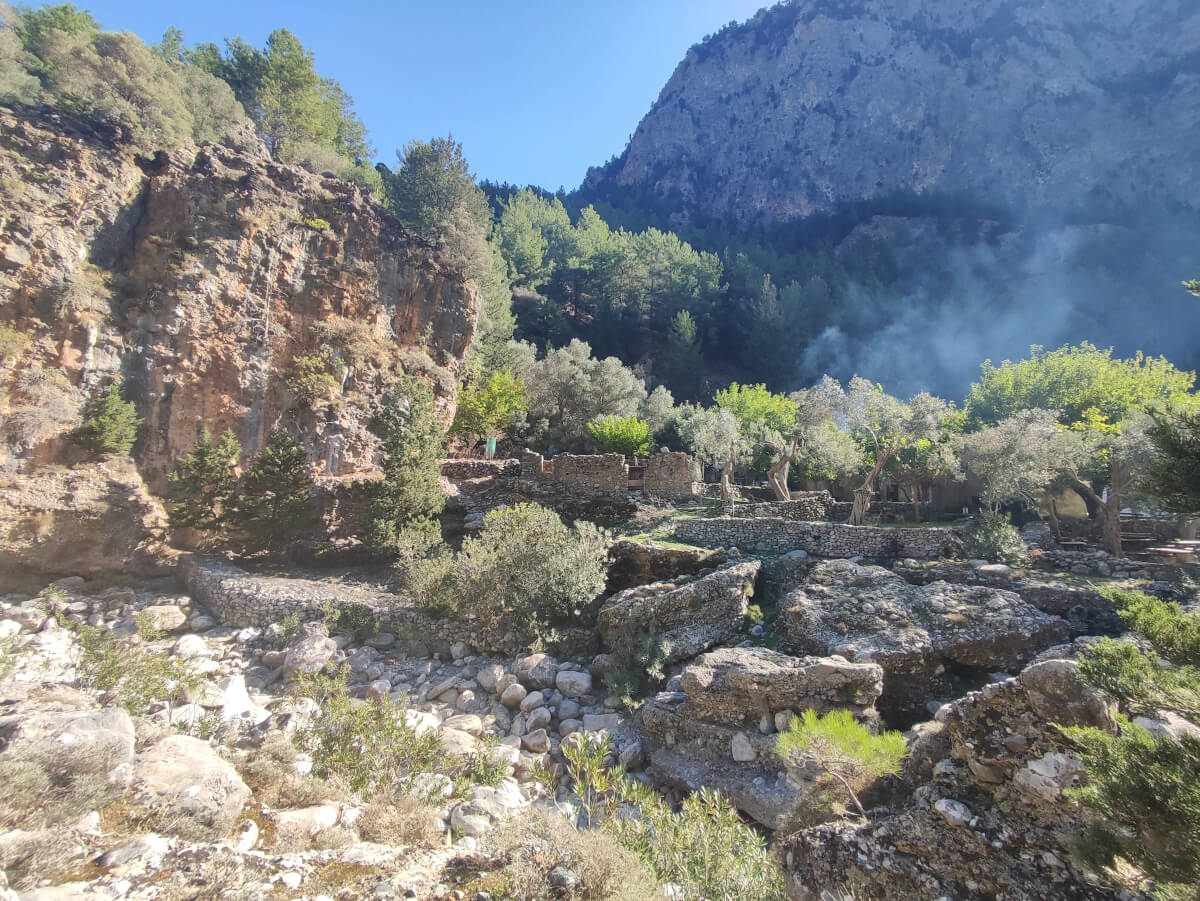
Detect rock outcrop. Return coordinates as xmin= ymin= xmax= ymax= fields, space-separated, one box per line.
xmin=782 ymin=658 xmax=1120 ymax=900
xmin=0 ymin=457 xmax=169 ymax=587
xmin=0 ymin=106 xmax=478 ymax=489
xmin=779 ymin=560 xmax=1070 ymax=723
xmin=597 ymin=560 xmax=760 ymax=664
xmin=585 ymin=0 xmax=1200 ymax=228
xmin=641 ymin=647 xmax=884 ymax=829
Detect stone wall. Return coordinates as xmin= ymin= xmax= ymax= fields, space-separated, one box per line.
xmin=178 ymin=555 xmax=595 ymax=658
xmin=438 ymin=459 xmax=520 ymax=481
xmin=519 ymin=450 xmax=627 ymax=499
xmin=731 ymin=492 xmax=836 ymax=521
xmin=673 ymin=517 xmax=964 ymax=560
xmin=642 ymin=451 xmax=697 ymax=502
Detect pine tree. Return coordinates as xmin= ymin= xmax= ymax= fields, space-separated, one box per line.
xmin=77 ymin=383 xmax=139 ymax=456
xmin=167 ymin=429 xmax=241 ymax=532
xmin=661 ymin=310 xmax=704 ymax=400
xmin=367 ymin=378 xmax=445 ymax=558
xmin=232 ymin=429 xmax=314 ymax=550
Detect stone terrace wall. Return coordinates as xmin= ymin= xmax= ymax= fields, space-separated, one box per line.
xmin=439 ymin=459 xmax=520 ymax=480
xmin=731 ymin=491 xmax=836 ymax=521
xmin=643 ymin=451 xmax=697 ymax=502
xmin=179 ymin=555 xmax=594 ymax=657
xmin=673 ymin=517 xmax=964 ymax=560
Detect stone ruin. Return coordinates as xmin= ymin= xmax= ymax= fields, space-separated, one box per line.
xmin=518 ymin=449 xmax=696 ymax=502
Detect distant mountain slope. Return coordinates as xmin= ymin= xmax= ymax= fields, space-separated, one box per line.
xmin=585 ymin=0 xmax=1200 ymax=228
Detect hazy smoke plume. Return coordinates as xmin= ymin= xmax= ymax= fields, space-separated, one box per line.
xmin=799 ymin=212 xmax=1200 ymax=400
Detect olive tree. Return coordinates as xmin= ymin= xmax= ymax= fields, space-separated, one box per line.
xmin=818 ymin=376 xmax=948 ymax=525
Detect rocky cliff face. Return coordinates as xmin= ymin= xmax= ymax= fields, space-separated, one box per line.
xmin=0 ymin=107 xmax=478 ymax=491
xmin=586 ymin=0 xmax=1200 ymax=227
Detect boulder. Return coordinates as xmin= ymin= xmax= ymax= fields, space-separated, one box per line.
xmin=130 ymin=735 xmax=251 ymax=839
xmin=675 ymin=647 xmax=883 ymax=729
xmin=779 ymin=560 xmax=1069 ymax=722
xmin=513 ymin=654 xmax=559 ymax=689
xmin=782 ymin=654 xmax=1124 ymax=900
xmin=282 ymin=634 xmax=338 ymax=680
xmin=597 ymin=560 xmax=761 ymax=665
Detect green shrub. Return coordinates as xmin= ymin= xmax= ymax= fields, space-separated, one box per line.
xmin=300 ymin=217 xmax=330 ymax=231
xmin=72 ymin=617 xmax=202 ymax=715
xmin=601 ymin=621 xmax=671 ymax=708
xmin=0 ymin=322 xmax=28 ymax=362
xmin=1067 ymin=587 xmax=1200 ymax=896
xmin=587 ymin=415 xmax=651 ymax=457
xmin=293 ymin=667 xmax=449 ymax=798
xmin=1063 ymin=721 xmax=1200 ymax=899
xmin=1101 ymin=587 xmax=1200 ymax=667
xmin=777 ymin=708 xmax=908 ymax=820
xmin=965 ymin=510 xmax=1029 ymax=565
xmin=407 ymin=503 xmax=609 ymax=635
xmin=77 ymin=383 xmax=140 ymax=456
xmin=287 ymin=350 xmax=344 ymax=404
xmin=561 ymin=734 xmax=786 ymax=900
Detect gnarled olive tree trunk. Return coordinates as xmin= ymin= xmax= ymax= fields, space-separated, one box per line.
xmin=848 ymin=457 xmax=887 ymax=526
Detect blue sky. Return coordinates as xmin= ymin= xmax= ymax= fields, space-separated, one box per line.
xmin=58 ymin=1 xmax=769 ymax=190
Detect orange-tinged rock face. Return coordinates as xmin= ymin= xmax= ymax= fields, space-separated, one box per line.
xmin=0 ymin=108 xmax=478 ymax=494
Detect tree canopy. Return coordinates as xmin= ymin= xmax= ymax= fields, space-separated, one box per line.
xmin=963 ymin=343 xmax=1195 ymax=431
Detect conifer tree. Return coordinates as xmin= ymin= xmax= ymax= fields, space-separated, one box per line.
xmin=167 ymin=429 xmax=241 ymax=532
xmin=232 ymin=428 xmax=313 ymax=549
xmin=77 ymin=383 xmax=139 ymax=456
xmin=367 ymin=378 xmax=445 ymax=558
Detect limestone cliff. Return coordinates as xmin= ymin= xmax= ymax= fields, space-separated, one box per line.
xmin=0 ymin=106 xmax=478 ymax=491
xmin=585 ymin=0 xmax=1200 ymax=227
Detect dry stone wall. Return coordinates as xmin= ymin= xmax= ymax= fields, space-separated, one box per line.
xmin=179 ymin=556 xmax=593 ymax=658
xmin=673 ymin=517 xmax=964 ymax=560
xmin=642 ymin=451 xmax=696 ymax=502
xmin=519 ymin=450 xmax=627 ymax=499
xmin=438 ymin=459 xmax=520 ymax=481
xmin=731 ymin=492 xmax=836 ymax=521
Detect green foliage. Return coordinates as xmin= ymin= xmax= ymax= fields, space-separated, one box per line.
xmin=602 ymin=622 xmax=671 ymax=709
xmin=1069 ymin=587 xmax=1200 ymax=896
xmin=1077 ymin=639 xmax=1200 ymax=721
xmin=366 ymin=378 xmax=445 ymax=558
xmin=963 ymin=343 xmax=1195 ymax=431
xmin=292 ymin=667 xmax=450 ymax=799
xmin=9 ymin=7 xmax=253 ymax=151
xmin=1143 ymin=407 xmax=1200 ymax=517
xmin=777 ymin=709 xmax=908 ymax=819
xmin=381 ymin=135 xmax=491 ymax=280
xmin=586 ymin=415 xmax=651 ymax=457
xmin=72 ymin=617 xmax=202 ymax=715
xmin=964 ymin=510 xmax=1031 ymax=566
xmin=0 ymin=322 xmax=28 ymax=361
xmin=515 ymin=339 xmax=647 ymax=451
xmin=714 ymin=381 xmax=797 ymax=434
xmin=450 ymin=370 xmax=526 ymax=444
xmin=1064 ymin=723 xmax=1200 ymax=898
xmin=184 ymin=28 xmax=372 ymax=174
xmin=660 ymin=310 xmax=704 ymax=400
xmin=407 ymin=503 xmax=608 ymax=636
xmin=955 ymin=409 xmax=1063 ymax=512
xmin=1103 ymin=588 xmax=1200 ymax=667
xmin=287 ymin=350 xmax=344 ymax=405
xmin=167 ymin=428 xmax=241 ymax=532
xmin=300 ymin=216 xmax=329 ymax=230
xmin=76 ymin=382 xmax=139 ymax=456
xmin=231 ymin=428 xmax=314 ymax=550
xmin=1184 ymin=278 xmax=1200 ymax=297
xmin=561 ymin=734 xmax=786 ymax=900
